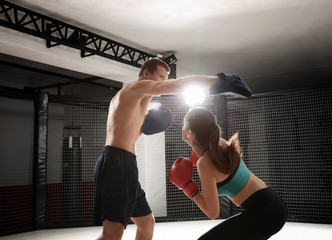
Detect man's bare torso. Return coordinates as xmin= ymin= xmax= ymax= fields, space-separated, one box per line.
xmin=105 ymin=81 xmax=152 ymax=154
xmin=104 ymin=72 xmax=218 ymax=154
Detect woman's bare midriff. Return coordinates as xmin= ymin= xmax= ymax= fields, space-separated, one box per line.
xmin=229 ymin=173 xmax=267 ymax=206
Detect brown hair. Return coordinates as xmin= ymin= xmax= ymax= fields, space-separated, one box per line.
xmin=184 ymin=107 xmax=241 ymax=174
xmin=138 ymin=58 xmax=170 ymax=78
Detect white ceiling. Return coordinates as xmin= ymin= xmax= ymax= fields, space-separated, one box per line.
xmin=1 ymin=0 xmax=332 ymax=91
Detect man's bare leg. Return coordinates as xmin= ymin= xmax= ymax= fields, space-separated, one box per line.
xmin=131 ymin=213 xmax=155 ymax=240
xmin=96 ymin=220 xmax=124 ymax=240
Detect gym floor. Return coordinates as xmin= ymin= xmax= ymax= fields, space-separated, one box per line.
xmin=2 ymin=220 xmax=331 ymax=240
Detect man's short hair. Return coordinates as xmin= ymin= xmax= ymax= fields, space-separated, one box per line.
xmin=138 ymin=58 xmax=170 ymax=77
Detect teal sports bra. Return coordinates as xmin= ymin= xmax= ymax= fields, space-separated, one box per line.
xmin=217 ymin=161 xmax=250 ymax=198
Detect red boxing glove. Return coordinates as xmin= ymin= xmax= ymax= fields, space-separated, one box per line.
xmin=168 ymin=157 xmax=199 ymax=198
xmin=189 ymin=150 xmax=199 ymax=166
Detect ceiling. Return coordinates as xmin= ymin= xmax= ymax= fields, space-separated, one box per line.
xmin=1 ymin=0 xmax=332 ymax=95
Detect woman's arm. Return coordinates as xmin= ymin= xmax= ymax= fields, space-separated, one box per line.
xmin=192 ymin=157 xmax=220 ymax=219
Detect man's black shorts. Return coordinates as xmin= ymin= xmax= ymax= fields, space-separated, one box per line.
xmin=93 ymin=145 xmax=152 ymax=228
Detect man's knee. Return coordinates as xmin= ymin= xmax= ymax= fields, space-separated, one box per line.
xmin=100 ymin=220 xmax=124 ymax=240
xmin=146 ymin=215 xmax=155 ymax=230
xmin=133 ymin=214 xmax=155 ymax=231
xmin=141 ymin=215 xmax=155 ymax=230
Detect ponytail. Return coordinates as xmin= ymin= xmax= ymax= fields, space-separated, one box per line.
xmin=209 ymin=128 xmax=241 ymax=174
xmin=227 ymin=132 xmax=242 ymax=172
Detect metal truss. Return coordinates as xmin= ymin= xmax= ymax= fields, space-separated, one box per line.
xmin=0 ymin=0 xmax=156 ymax=68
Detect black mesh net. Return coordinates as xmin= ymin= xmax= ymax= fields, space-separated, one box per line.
xmin=1 ymin=86 xmax=331 ymax=236
xmin=0 ymin=97 xmax=34 ymax=236
xmin=46 ymin=96 xmax=110 ymax=226
xmin=227 ymin=87 xmax=332 ymax=223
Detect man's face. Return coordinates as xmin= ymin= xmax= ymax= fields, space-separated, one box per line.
xmin=148 ymin=65 xmax=168 ymax=82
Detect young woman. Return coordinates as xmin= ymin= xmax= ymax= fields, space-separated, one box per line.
xmin=169 ymin=107 xmax=287 ymax=240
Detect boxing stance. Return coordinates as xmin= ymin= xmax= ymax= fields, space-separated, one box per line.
xmin=93 ymin=57 xmax=236 ymax=240
xmin=169 ymin=107 xmax=287 ymax=239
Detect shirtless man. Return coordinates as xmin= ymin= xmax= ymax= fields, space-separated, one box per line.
xmin=94 ymin=58 xmax=219 ymax=240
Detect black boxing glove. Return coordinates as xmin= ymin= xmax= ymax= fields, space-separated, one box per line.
xmin=141 ymin=105 xmax=173 ymax=135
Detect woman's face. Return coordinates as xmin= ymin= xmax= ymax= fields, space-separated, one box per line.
xmin=182 ymin=115 xmax=191 ymax=144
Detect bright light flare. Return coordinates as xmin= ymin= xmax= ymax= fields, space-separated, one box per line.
xmin=149 ymin=102 xmax=162 ymax=110
xmin=183 ymin=85 xmax=206 ymax=106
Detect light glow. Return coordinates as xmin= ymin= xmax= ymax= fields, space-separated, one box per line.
xmin=183 ymin=85 xmax=206 ymax=106
xmin=149 ymin=102 xmax=162 ymax=110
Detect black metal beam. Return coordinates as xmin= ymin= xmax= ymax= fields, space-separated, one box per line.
xmin=0 ymin=60 xmax=122 ymax=91
xmin=36 ymin=76 xmax=122 ymax=91
xmin=0 ymin=0 xmax=155 ymax=68
xmin=0 ymin=85 xmax=37 ymax=100
xmin=36 ymin=76 xmax=101 ymax=90
xmin=0 ymin=60 xmax=75 ymax=81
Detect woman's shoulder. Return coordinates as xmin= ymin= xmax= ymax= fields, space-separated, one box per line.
xmin=197 ymin=154 xmax=220 ymax=174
